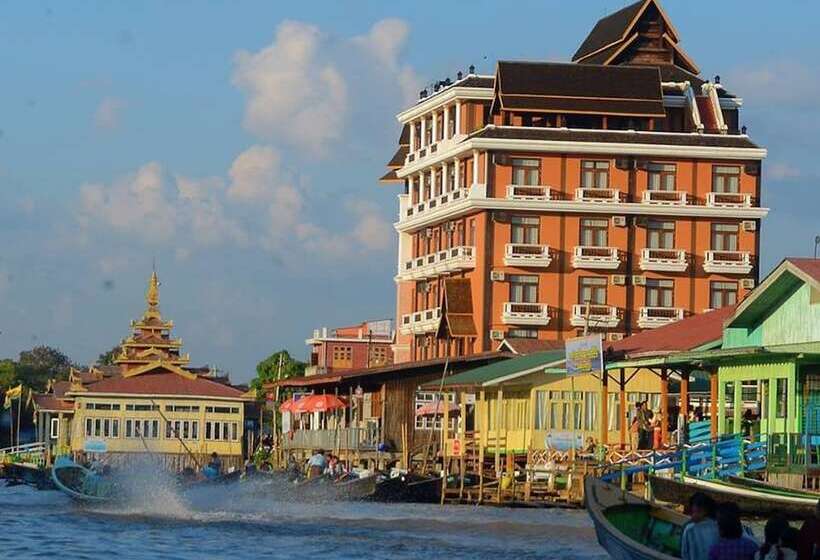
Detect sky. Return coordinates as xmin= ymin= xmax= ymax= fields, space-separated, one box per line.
xmin=0 ymin=1 xmax=817 ymax=383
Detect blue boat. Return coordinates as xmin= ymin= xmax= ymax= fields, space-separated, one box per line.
xmin=585 ymin=477 xmax=685 ymax=560
xmin=50 ymin=456 xmax=122 ymax=503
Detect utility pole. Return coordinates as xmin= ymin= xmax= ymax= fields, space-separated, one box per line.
xmin=814 ymin=235 xmax=820 ymax=259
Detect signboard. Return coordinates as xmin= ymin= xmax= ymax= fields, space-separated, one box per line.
xmin=451 ymin=438 xmax=462 ymax=456
xmin=564 ymin=334 xmax=604 ymax=377
xmin=545 ymin=431 xmax=584 ymax=451
xmin=84 ymin=439 xmax=107 ymax=453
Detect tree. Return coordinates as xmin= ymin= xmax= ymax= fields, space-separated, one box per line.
xmin=16 ymin=345 xmax=73 ymax=391
xmin=0 ymin=360 xmax=16 ymax=391
xmin=97 ymin=345 xmax=121 ymax=365
xmin=251 ymin=350 xmax=305 ymax=395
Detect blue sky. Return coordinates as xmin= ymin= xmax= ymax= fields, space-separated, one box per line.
xmin=0 ymin=1 xmax=817 ymax=382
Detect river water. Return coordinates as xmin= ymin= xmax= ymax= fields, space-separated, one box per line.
xmin=0 ymin=480 xmax=608 ymax=560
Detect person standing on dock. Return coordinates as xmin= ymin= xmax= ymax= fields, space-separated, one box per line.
xmin=682 ymin=492 xmax=719 ymax=560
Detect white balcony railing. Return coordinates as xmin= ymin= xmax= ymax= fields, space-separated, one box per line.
xmin=706 ymin=192 xmax=752 ymax=208
xmin=506 ymin=184 xmax=554 ymax=201
xmin=570 ymin=304 xmax=620 ymax=329
xmin=402 ymin=183 xmax=486 ymax=222
xmin=703 ymin=250 xmax=753 ymax=274
xmin=502 ymin=302 xmax=551 ymax=326
xmin=399 ymin=246 xmax=475 ymax=280
xmin=400 ymin=307 xmax=442 ymax=335
xmin=575 ymin=187 xmax=621 ymax=203
xmin=638 ymin=307 xmax=684 ymax=329
xmin=642 ymin=190 xmax=688 ymax=206
xmin=639 ymin=248 xmax=688 ymax=272
xmin=572 ymin=246 xmax=621 ymax=270
xmin=504 ymin=244 xmax=552 ymax=268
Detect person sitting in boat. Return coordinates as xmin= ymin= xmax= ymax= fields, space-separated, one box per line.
xmin=780 ymin=527 xmax=799 ymax=560
xmin=307 ymin=449 xmax=327 ymax=479
xmin=682 ymin=492 xmax=719 ymax=560
xmin=796 ymin=499 xmax=820 ymax=560
xmin=202 ymin=452 xmax=222 ymax=479
xmin=756 ymin=515 xmax=794 ymax=560
xmin=709 ymin=502 xmax=758 ymax=560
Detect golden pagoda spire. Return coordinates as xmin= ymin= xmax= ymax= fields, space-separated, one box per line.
xmin=146 ymin=270 xmax=160 ymax=311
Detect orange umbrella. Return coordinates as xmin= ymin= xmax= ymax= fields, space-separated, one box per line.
xmin=279 ymin=398 xmax=298 ymax=413
xmin=292 ymin=394 xmax=348 ymax=414
xmin=415 ymin=401 xmax=459 ymax=416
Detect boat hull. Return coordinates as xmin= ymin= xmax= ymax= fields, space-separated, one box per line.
xmin=649 ymin=475 xmax=818 ymax=519
xmin=50 ymin=456 xmax=120 ymax=503
xmin=372 ymin=474 xmax=442 ymax=503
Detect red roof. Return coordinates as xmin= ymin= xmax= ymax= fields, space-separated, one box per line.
xmin=499 ymin=339 xmax=565 ymax=355
xmin=51 ymin=381 xmax=71 ymax=398
xmin=610 ymin=305 xmax=736 ymax=356
xmin=33 ymin=394 xmax=74 ymax=411
xmin=788 ymin=258 xmax=820 ymax=283
xmin=77 ymin=371 xmax=246 ymax=399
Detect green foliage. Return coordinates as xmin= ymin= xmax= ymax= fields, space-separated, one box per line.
xmin=97 ymin=345 xmax=121 ymax=365
xmin=0 ymin=345 xmax=73 ymax=393
xmin=251 ymin=349 xmax=306 ymax=396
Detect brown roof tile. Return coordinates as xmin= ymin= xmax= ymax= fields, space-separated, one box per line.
xmin=499 ymin=94 xmax=665 ymax=117
xmin=33 ymin=394 xmax=74 ymax=412
xmin=572 ymin=0 xmax=646 ymax=61
xmin=788 ymin=258 xmax=820 ymax=283
xmin=77 ymin=371 xmax=246 ymax=399
xmin=498 ymin=339 xmax=565 ymax=355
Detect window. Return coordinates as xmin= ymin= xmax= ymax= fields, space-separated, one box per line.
xmin=85 ymin=418 xmax=120 ymax=439
xmin=86 ymin=402 xmax=120 ymax=410
xmin=711 ymin=224 xmax=739 ymax=251
xmin=414 ymin=392 xmax=456 ymax=430
xmin=511 ymin=216 xmax=539 ymax=244
xmin=204 ymin=421 xmax=239 ymax=441
xmin=541 ymin=391 xmax=594 ymax=431
xmin=511 ymin=158 xmax=540 ymax=186
xmin=581 ymin=160 xmax=609 ymax=188
xmin=205 ymin=406 xmax=240 ymax=414
xmin=646 ymin=220 xmax=675 ymax=249
xmin=710 ymin=281 xmax=738 ymax=309
xmin=534 ymin=391 xmax=548 ymax=430
xmin=580 ymin=277 xmax=608 ymax=305
xmin=331 ymin=346 xmax=353 ymax=368
xmin=507 ymin=329 xmax=538 ymax=339
xmin=125 ymin=404 xmax=159 ymax=411
xmin=509 ymin=275 xmax=538 ymax=303
xmin=645 ymin=279 xmax=674 ymax=307
xmin=165 ymin=405 xmax=200 ymax=413
xmin=166 ymin=420 xmax=199 ymax=440
xmin=85 ymin=418 xmax=93 ymax=437
xmin=647 ymin=163 xmax=676 ymax=191
xmin=712 ymin=165 xmax=740 ymax=193
xmin=580 ymin=218 xmax=609 ymax=247
xmin=50 ymin=418 xmax=59 ymax=439
xmin=776 ymin=378 xmax=788 ymax=418
xmin=125 ymin=419 xmax=159 ymax=439
xmin=370 ymin=346 xmax=389 ymax=366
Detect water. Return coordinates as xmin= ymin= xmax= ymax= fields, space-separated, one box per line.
xmin=0 ymin=481 xmax=608 ymax=560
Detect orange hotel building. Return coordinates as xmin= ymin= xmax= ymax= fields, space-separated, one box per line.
xmin=380 ymin=0 xmax=768 ymax=364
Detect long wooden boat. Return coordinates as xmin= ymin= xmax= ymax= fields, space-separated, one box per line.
xmin=294 ymin=473 xmax=378 ymax=501
xmin=371 ymin=473 xmax=442 ymax=503
xmin=50 ymin=456 xmax=121 ymax=503
xmin=649 ymin=474 xmax=818 ymax=519
xmin=727 ymin=475 xmax=820 ymax=499
xmin=585 ymin=476 xmax=686 ymax=560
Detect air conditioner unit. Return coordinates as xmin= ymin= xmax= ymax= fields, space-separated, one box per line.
xmin=612 ymin=216 xmax=627 ymax=227
xmin=741 ymin=278 xmax=756 ymax=289
xmin=742 ymin=220 xmax=757 ymax=232
xmin=608 ymin=332 xmax=625 ymax=342
xmin=611 ymin=274 xmax=627 ymax=286
xmin=632 ymin=275 xmax=646 ymax=286
xmin=490 ymin=329 xmax=504 ymax=341
xmin=490 ymin=270 xmax=505 ymax=282
xmin=424 ymin=227 xmax=434 ymax=238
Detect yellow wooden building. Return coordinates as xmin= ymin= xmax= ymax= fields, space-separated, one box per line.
xmin=33 ymin=272 xmax=253 ymax=471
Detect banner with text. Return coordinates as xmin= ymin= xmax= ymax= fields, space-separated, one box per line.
xmin=565 ymin=334 xmax=604 ymax=377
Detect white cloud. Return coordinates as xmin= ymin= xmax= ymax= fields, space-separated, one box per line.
xmin=94 ymin=96 xmax=127 ymax=130
xmin=232 ymin=21 xmax=347 ymax=154
xmin=767 ymin=162 xmax=801 ymax=181
xmin=347 ymin=199 xmax=392 ymax=251
xmin=353 ymin=19 xmax=421 ymax=105
xmin=727 ymin=60 xmax=820 ymax=108
xmin=176 ymin=175 xmax=248 ymax=246
xmin=227 ymin=145 xmax=286 ymax=202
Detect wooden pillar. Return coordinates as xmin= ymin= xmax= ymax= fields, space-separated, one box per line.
xmin=710 ymin=368 xmax=719 ymax=439
xmin=619 ymin=369 xmax=627 ymax=448
xmin=680 ymin=370 xmax=690 ymax=418
xmin=660 ymin=368 xmax=669 ymax=445
xmin=600 ymin=371 xmax=609 ymax=446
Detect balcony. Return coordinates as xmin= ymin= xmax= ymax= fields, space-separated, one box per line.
xmin=572 ymin=246 xmax=621 ymax=270
xmin=502 ymin=302 xmax=551 ymax=326
xmin=638 ymin=307 xmax=684 ymax=329
xmin=506 ymin=184 xmax=554 ymax=201
xmin=570 ymin=304 xmax=620 ymax=329
xmin=639 ymin=248 xmax=688 ymax=272
xmin=399 ymin=246 xmax=475 ymax=281
xmin=504 ymin=244 xmax=552 ymax=268
xmin=706 ymin=192 xmax=752 ymax=208
xmin=703 ymin=250 xmax=753 ymax=274
xmin=402 ymin=183 xmax=486 ymax=223
xmin=575 ymin=187 xmax=621 ymax=203
xmin=642 ymin=190 xmax=688 ymax=206
xmin=400 ymin=307 xmax=442 ymax=335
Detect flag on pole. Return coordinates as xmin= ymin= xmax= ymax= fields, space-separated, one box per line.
xmin=3 ymin=384 xmax=22 ymax=410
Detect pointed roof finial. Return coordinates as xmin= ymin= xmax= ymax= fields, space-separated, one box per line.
xmin=146 ymin=269 xmax=160 ymax=311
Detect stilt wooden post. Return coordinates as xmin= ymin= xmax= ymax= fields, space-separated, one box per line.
xmin=710 ymin=368 xmax=719 ymax=440
xmin=478 ymin=389 xmax=486 ymax=505
xmin=619 ymin=369 xmax=627 ymax=448
xmin=600 ymin=370 xmax=609 ymax=447
xmin=660 ymin=368 xmax=669 ymax=446
xmin=680 ymin=369 xmax=690 ymax=445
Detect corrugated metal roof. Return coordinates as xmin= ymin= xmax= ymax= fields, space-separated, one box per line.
xmin=435 ymin=350 xmax=566 ymax=388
